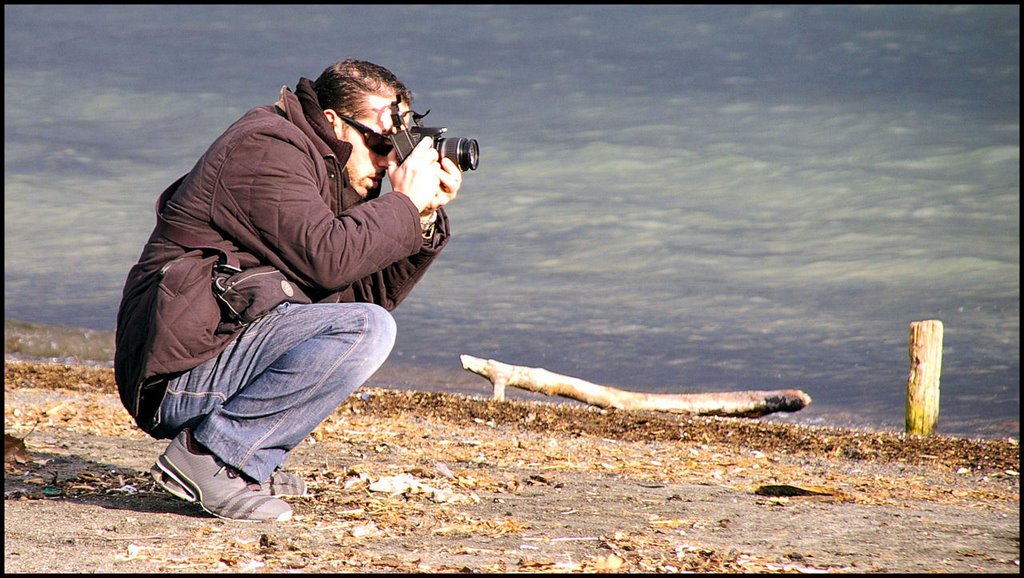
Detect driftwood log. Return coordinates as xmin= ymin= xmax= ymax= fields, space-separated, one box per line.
xmin=460 ymin=355 xmax=811 ymax=418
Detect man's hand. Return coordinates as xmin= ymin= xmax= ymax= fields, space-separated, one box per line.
xmin=388 ymin=138 xmax=460 ymax=214
xmin=428 ymin=156 xmax=462 ymax=213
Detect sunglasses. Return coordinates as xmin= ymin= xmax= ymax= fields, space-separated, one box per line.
xmin=337 ymin=115 xmax=393 ymax=156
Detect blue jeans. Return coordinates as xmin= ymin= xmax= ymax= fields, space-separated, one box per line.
xmin=150 ymin=301 xmax=397 ymax=483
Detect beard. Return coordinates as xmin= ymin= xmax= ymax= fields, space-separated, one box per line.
xmin=344 ymin=165 xmax=386 ymax=201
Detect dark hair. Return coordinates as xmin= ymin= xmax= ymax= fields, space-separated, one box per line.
xmin=312 ymin=59 xmax=412 ymax=118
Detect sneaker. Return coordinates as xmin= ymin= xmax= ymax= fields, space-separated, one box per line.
xmin=151 ymin=430 xmax=292 ymax=522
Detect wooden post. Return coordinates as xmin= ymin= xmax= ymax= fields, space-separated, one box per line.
xmin=906 ymin=320 xmax=943 ymax=435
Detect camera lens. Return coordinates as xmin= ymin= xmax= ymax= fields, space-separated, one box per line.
xmin=436 ymin=137 xmax=479 ymax=171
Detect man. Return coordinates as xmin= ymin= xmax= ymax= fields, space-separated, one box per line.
xmin=114 ymin=59 xmax=462 ymax=522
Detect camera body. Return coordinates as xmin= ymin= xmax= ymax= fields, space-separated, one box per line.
xmin=389 ymin=99 xmax=479 ymax=172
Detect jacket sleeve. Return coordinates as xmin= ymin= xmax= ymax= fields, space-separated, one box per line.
xmin=329 ymin=207 xmax=450 ymax=310
xmin=209 ymin=129 xmax=427 ymax=293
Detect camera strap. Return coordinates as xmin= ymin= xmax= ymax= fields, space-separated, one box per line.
xmin=389 ymin=96 xmax=429 ymax=131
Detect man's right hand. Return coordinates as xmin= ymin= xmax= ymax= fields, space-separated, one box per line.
xmin=388 ymin=137 xmax=443 ymax=213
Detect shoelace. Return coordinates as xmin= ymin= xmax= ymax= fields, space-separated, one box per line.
xmin=216 ymin=465 xmax=263 ymax=492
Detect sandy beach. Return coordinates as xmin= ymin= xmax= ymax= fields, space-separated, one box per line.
xmin=3 ymin=360 xmax=1019 ymax=573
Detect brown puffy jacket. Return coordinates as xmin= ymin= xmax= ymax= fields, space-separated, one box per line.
xmin=115 ymin=81 xmax=448 ymax=432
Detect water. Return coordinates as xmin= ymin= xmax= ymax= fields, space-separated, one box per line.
xmin=5 ymin=5 xmax=1019 ymax=439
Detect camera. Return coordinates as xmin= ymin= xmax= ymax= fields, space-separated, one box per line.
xmin=389 ymin=98 xmax=479 ymax=171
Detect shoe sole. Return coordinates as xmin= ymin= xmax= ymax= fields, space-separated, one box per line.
xmin=151 ymin=461 xmax=198 ymax=503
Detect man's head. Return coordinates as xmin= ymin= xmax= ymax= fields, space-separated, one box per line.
xmin=314 ymin=59 xmax=413 ymax=199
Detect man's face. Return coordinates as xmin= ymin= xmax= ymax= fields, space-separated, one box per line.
xmin=326 ymin=94 xmax=410 ymax=199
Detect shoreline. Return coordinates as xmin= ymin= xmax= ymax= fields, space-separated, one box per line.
xmin=5 ymin=317 xmax=1020 ymax=441
xmin=5 ymin=349 xmax=1020 ymax=443
xmin=4 ymin=358 xmax=1019 ymax=473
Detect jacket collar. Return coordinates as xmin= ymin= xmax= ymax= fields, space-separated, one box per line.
xmin=275 ymin=80 xmax=381 ymax=206
xmin=275 ymin=80 xmax=353 ymax=166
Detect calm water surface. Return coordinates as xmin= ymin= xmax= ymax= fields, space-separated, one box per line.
xmin=4 ymin=5 xmax=1019 ymax=438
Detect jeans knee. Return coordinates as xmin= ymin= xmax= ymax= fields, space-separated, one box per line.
xmin=356 ymin=303 xmax=397 ymax=353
